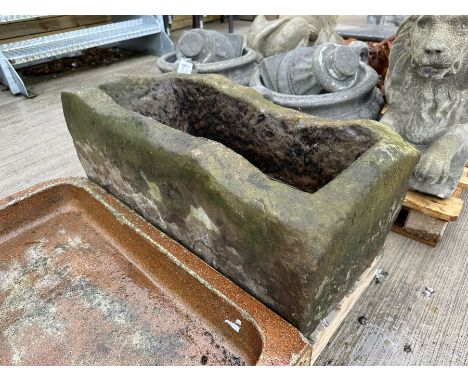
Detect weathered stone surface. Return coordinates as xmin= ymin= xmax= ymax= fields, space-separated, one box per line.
xmin=246 ymin=16 xmax=343 ymax=59
xmin=62 ymin=73 xmax=419 ymax=337
xmin=380 ymin=16 xmax=468 ymax=198
xmin=259 ymin=43 xmax=370 ymax=95
xmin=251 ymin=42 xmax=384 ymax=120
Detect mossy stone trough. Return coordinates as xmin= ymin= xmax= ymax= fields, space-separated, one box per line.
xmin=62 ymin=73 xmax=419 ymax=337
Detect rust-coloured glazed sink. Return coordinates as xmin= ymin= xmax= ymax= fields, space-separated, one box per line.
xmin=0 ymin=178 xmax=311 ymax=366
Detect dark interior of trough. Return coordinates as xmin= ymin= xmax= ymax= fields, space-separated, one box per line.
xmin=104 ymin=78 xmax=380 ymax=193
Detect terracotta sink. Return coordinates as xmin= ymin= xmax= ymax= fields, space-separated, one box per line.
xmin=0 ymin=178 xmax=311 ymax=366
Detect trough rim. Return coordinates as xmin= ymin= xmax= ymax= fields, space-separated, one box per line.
xmin=62 ymin=72 xmax=419 ymax=247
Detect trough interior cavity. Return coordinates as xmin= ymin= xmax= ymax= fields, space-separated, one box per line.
xmin=104 ymin=77 xmax=379 ymax=193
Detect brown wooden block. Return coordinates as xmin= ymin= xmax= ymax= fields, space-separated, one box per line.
xmin=391 ymin=224 xmax=438 ymax=247
xmin=452 ymin=187 xmax=463 ymax=198
xmin=403 ymin=209 xmax=448 ymax=244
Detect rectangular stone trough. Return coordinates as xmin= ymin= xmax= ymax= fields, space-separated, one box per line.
xmin=0 ymin=178 xmax=311 ymax=365
xmin=62 ymin=73 xmax=420 ymax=337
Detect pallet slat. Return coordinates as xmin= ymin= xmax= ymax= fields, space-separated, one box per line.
xmin=392 ymin=165 xmax=467 ymax=246
xmin=0 ymin=23 xmax=112 ymax=46
xmin=459 ymin=167 xmax=468 ymax=190
xmin=403 ymin=191 xmax=463 ymax=222
xmin=170 ymin=15 xmax=192 ymax=31
xmin=452 ymin=187 xmax=463 ymax=198
xmin=309 ymin=256 xmax=379 ymax=364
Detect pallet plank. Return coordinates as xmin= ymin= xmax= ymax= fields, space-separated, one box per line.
xmin=170 ymin=15 xmax=193 ymax=31
xmin=459 ymin=167 xmax=468 ymax=190
xmin=403 ymin=191 xmax=463 ymax=222
xmin=309 ymin=256 xmax=379 ymax=364
xmin=393 ymin=169 xmax=466 ymax=246
xmin=452 ymin=187 xmax=463 ymax=198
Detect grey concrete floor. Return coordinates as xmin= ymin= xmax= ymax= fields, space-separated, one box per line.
xmin=0 ymin=18 xmax=467 ymax=366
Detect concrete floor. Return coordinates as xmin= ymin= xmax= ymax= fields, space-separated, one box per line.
xmin=0 ymin=18 xmax=467 ymax=366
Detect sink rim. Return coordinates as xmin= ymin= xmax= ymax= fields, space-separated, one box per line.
xmin=0 ymin=177 xmax=312 ymax=366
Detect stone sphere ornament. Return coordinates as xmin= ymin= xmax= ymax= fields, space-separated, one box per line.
xmin=380 ymin=15 xmax=468 ymax=198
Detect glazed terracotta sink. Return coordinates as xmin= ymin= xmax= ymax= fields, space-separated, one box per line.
xmin=0 ymin=178 xmax=311 ymax=366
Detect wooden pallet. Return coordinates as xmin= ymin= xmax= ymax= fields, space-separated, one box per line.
xmin=392 ymin=163 xmax=467 ymax=247
xmin=308 ymin=255 xmax=379 ymax=364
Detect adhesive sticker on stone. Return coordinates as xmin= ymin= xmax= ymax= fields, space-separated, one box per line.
xmin=177 ymin=60 xmax=193 ymax=74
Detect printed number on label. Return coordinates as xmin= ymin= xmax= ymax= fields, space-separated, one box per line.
xmin=177 ymin=60 xmax=193 ymax=74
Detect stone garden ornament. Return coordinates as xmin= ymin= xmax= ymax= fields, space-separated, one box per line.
xmin=157 ymin=29 xmax=258 ymax=86
xmin=175 ymin=29 xmax=244 ymax=63
xmin=380 ymin=15 xmax=468 ymax=198
xmin=250 ymin=42 xmax=384 ymax=120
xmin=246 ymin=16 xmax=343 ymax=59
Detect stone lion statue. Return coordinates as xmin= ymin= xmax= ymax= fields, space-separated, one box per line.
xmin=380 ymin=15 xmax=468 ymax=198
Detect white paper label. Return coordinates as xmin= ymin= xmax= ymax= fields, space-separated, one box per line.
xmin=177 ymin=60 xmax=193 ymax=74
xmin=224 ymin=319 xmax=241 ymax=333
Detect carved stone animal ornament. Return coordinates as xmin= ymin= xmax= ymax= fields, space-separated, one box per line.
xmin=380 ymin=15 xmax=468 ymax=198
xmin=259 ymin=42 xmax=370 ymax=95
xmin=246 ymin=15 xmax=343 ymax=59
xmin=251 ymin=42 xmax=384 ymax=120
xmin=157 ymin=29 xmax=258 ymax=86
xmin=176 ymin=29 xmax=244 ymax=63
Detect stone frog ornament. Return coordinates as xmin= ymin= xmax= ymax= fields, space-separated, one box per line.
xmin=380 ymin=15 xmax=468 ymax=198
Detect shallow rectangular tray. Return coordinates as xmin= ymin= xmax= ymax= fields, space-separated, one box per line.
xmin=0 ymin=178 xmax=311 ymax=366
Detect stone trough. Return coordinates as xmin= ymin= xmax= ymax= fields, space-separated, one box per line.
xmin=62 ymin=73 xmax=419 ymax=337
